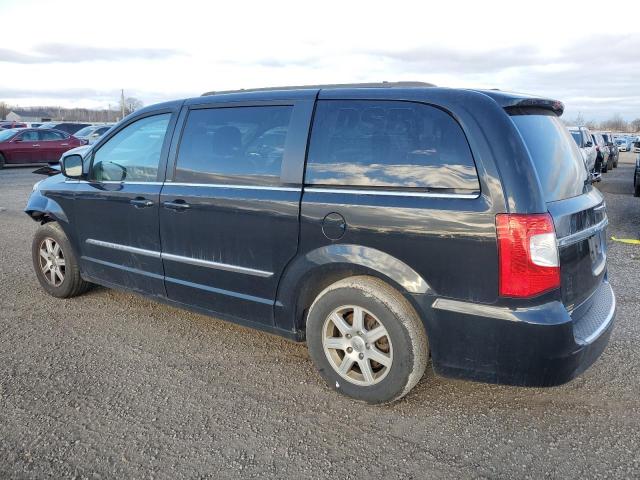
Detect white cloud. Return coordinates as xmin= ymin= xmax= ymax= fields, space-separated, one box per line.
xmin=0 ymin=0 xmax=638 ymax=120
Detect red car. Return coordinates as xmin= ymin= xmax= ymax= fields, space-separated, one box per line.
xmin=0 ymin=128 xmax=84 ymax=168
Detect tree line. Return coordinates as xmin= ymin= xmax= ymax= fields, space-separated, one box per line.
xmin=563 ymin=113 xmax=640 ymax=133
xmin=0 ymin=98 xmax=144 ymax=123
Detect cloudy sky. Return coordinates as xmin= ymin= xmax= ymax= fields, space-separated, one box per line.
xmin=1 ymin=0 xmax=638 ymax=121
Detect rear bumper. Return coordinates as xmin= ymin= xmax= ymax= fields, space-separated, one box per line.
xmin=421 ymin=281 xmax=615 ymax=387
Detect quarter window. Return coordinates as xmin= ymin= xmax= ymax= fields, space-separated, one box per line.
xmin=90 ymin=114 xmax=170 ymax=182
xmin=174 ymin=106 xmax=293 ymax=185
xmin=305 ymin=100 xmax=479 ymax=191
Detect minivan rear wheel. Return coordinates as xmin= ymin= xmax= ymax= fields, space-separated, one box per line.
xmin=32 ymin=222 xmax=90 ymax=298
xmin=306 ymin=276 xmax=428 ymax=404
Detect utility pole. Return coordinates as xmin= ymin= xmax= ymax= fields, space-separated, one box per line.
xmin=120 ymin=89 xmax=125 ymax=120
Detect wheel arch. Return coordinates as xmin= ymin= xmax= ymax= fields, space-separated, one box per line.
xmin=274 ymin=244 xmax=432 ymax=336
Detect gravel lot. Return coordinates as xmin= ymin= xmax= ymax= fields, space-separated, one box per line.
xmin=1 ymin=153 xmax=639 ymax=479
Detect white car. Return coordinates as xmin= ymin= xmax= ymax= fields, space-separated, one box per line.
xmin=568 ymin=126 xmax=597 ymax=172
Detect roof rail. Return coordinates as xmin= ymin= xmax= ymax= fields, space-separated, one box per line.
xmin=201 ymin=81 xmax=436 ymax=96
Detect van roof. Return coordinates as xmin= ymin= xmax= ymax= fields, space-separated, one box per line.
xmin=200 ymin=83 xmax=564 ymax=115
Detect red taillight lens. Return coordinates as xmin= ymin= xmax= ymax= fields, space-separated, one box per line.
xmin=496 ymin=213 xmax=560 ymax=298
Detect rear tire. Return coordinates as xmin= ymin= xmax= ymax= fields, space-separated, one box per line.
xmin=0 ymin=153 xmax=5 ymax=169
xmin=634 ymin=182 xmax=640 ymax=198
xmin=32 ymin=222 xmax=90 ymax=298
xmin=306 ymin=276 xmax=429 ymax=404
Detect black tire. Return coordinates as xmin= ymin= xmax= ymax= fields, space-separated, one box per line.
xmin=0 ymin=152 xmax=5 ymax=169
xmin=306 ymin=276 xmax=428 ymax=404
xmin=634 ymin=182 xmax=640 ymax=198
xmin=32 ymin=222 xmax=90 ymax=298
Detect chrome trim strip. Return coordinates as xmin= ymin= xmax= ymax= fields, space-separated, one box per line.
xmin=166 ymin=182 xmax=300 ymax=192
xmin=74 ymin=180 xmax=165 ymax=185
xmin=85 ymin=239 xmax=273 ymax=277
xmin=557 ymin=218 xmax=609 ymax=247
xmin=161 ymin=252 xmax=273 ymax=278
xmin=86 ymin=239 xmax=161 ymax=258
xmin=304 ymin=187 xmax=479 ymax=199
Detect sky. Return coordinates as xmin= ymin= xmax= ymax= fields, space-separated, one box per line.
xmin=0 ymin=0 xmax=638 ymax=121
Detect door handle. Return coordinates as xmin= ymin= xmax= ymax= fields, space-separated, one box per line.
xmin=32 ymin=144 xmax=40 ymax=147
xmin=163 ymin=200 xmax=190 ymax=211
xmin=130 ymin=198 xmax=154 ymax=208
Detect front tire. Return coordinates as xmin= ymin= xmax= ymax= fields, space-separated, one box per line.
xmin=32 ymin=222 xmax=90 ymax=298
xmin=0 ymin=153 xmax=5 ymax=169
xmin=306 ymin=276 xmax=428 ymax=404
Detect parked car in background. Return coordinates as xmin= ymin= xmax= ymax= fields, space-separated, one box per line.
xmin=634 ymin=155 xmax=640 ymax=197
xmin=0 ymin=128 xmax=83 ymax=168
xmin=592 ymin=132 xmax=610 ymax=172
xmin=26 ymin=84 xmax=615 ymax=403
xmin=634 ymin=138 xmax=640 ymax=153
xmin=73 ymin=125 xmax=112 ymax=144
xmin=600 ymin=132 xmax=618 ymax=168
xmin=568 ymin=126 xmax=597 ymax=173
xmin=615 ymin=136 xmax=632 ymax=152
xmin=37 ymin=122 xmax=92 ymax=135
xmin=0 ymin=121 xmax=27 ymax=129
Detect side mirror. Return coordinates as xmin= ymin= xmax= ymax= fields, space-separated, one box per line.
xmin=590 ymin=171 xmax=601 ymax=184
xmin=585 ymin=141 xmax=593 ymax=147
xmin=12 ymin=137 xmax=22 ymax=142
xmin=60 ymin=154 xmax=84 ymax=179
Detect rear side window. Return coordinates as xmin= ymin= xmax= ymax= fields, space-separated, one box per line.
xmin=305 ymin=100 xmax=479 ymax=191
xmin=40 ymin=130 xmax=66 ymax=141
xmin=510 ymin=110 xmax=588 ymax=202
xmin=174 ymin=106 xmax=293 ymax=186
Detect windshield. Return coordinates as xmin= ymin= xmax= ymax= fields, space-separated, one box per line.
xmin=74 ymin=126 xmax=95 ymax=137
xmin=0 ymin=129 xmax=18 ymax=142
xmin=510 ymin=111 xmax=588 ymax=202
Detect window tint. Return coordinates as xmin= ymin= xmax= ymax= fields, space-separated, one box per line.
xmin=39 ymin=130 xmax=66 ymax=141
xmin=19 ymin=130 xmax=39 ymax=141
xmin=305 ymin=100 xmax=479 ymax=191
xmin=510 ymin=111 xmax=588 ymax=202
xmin=175 ymin=106 xmax=292 ymax=185
xmin=91 ymin=114 xmax=170 ymax=182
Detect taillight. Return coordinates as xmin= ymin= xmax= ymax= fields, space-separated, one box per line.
xmin=496 ymin=213 xmax=560 ymax=298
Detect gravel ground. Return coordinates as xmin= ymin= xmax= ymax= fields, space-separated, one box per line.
xmin=1 ymin=153 xmax=639 ymax=479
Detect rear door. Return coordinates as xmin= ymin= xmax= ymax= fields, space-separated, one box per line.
xmin=38 ymin=129 xmax=71 ymax=162
xmin=510 ymin=111 xmax=607 ymax=311
xmin=159 ymin=99 xmax=314 ymax=325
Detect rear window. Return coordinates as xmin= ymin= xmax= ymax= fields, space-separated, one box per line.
xmin=305 ymin=100 xmax=480 ymax=192
xmin=510 ymin=110 xmax=588 ymax=202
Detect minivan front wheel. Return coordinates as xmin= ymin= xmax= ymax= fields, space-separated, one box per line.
xmin=307 ymin=276 xmax=428 ymax=404
xmin=32 ymin=222 xmax=90 ymax=298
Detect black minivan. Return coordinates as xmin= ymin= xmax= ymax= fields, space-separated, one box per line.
xmin=26 ymin=83 xmax=615 ymax=403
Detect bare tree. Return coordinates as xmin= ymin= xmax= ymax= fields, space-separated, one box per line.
xmin=0 ymin=101 xmax=8 ymax=120
xmin=600 ymin=114 xmax=627 ymax=132
xmin=124 ymin=97 xmax=144 ymax=116
xmin=630 ymin=118 xmax=640 ymax=133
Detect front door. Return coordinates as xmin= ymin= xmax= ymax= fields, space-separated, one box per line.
xmin=8 ymin=130 xmax=39 ymax=163
xmin=73 ymin=112 xmax=174 ymax=295
xmin=159 ymin=101 xmax=313 ymax=325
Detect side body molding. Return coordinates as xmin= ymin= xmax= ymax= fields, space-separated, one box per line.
xmin=274 ymin=244 xmax=431 ymax=335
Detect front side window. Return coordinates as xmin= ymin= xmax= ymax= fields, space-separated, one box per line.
xmin=174 ymin=106 xmax=292 ymax=185
xmin=18 ymin=130 xmax=39 ymax=142
xmin=305 ymin=100 xmax=480 ymax=191
xmin=91 ymin=113 xmax=170 ymax=182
